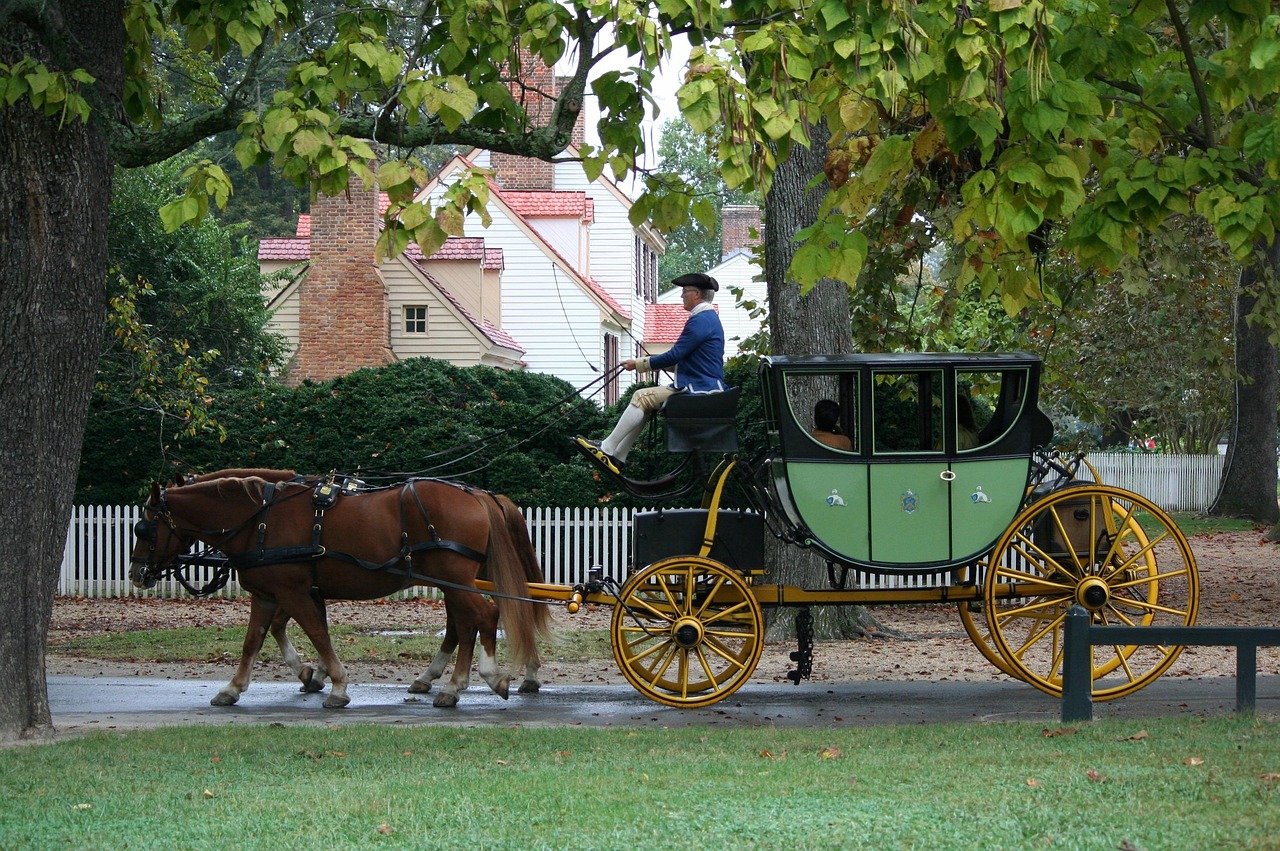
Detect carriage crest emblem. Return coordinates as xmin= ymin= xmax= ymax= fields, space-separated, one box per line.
xmin=901 ymin=489 xmax=918 ymax=514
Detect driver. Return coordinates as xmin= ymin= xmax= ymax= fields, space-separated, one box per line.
xmin=575 ymin=272 xmax=726 ymax=474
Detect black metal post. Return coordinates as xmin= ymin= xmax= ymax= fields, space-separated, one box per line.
xmin=1062 ymin=605 xmax=1093 ymax=723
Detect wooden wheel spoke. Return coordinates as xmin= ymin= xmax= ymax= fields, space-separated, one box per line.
xmin=699 ymin=598 xmax=753 ymax=627
xmin=626 ymin=594 xmax=678 ymax=624
xmin=1000 ymin=607 xmax=1066 ymax=657
xmin=1046 ymin=506 xmax=1090 ymax=574
xmin=1000 ymin=538 xmax=1077 ymax=586
xmin=701 ymin=633 xmax=750 ymax=668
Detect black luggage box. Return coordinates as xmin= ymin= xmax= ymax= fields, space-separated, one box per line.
xmin=633 ymin=508 xmax=764 ymax=574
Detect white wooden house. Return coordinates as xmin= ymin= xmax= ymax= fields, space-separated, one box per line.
xmin=258 ymin=148 xmax=666 ymax=401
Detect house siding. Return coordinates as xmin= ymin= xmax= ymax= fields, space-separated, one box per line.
xmin=554 ymin=159 xmax=649 ymax=396
xmin=383 ymin=265 xmax=491 ymax=364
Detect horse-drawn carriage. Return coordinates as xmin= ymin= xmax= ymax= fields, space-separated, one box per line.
xmin=130 ymin=351 xmax=1198 ymax=711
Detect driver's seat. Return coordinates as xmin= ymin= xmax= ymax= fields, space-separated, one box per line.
xmin=663 ymin=388 xmax=740 ymax=453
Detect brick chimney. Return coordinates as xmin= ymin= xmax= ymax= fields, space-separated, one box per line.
xmin=289 ymin=168 xmax=395 ymax=384
xmin=721 ymin=205 xmax=763 ymax=257
xmin=489 ymin=52 xmax=585 ymax=190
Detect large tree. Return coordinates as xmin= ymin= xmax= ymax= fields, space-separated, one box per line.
xmin=0 ymin=0 xmax=697 ymax=742
xmin=750 ymin=1 xmax=1280 ymax=521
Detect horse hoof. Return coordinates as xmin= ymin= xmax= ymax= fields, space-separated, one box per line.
xmin=518 ymin=680 xmax=541 ymax=694
xmin=297 ymin=666 xmax=324 ymax=693
xmin=495 ymin=676 xmax=510 ymax=700
xmin=433 ymin=691 xmax=459 ymax=708
xmin=210 ymin=691 xmax=239 ymax=707
xmin=323 ymin=694 xmax=350 ymax=709
xmin=407 ymin=680 xmax=432 ymax=695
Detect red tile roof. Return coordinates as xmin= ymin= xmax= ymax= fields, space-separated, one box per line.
xmin=644 ymin=304 xmax=720 ymax=344
xmin=414 ymin=237 xmax=484 ymax=260
xmin=258 ymin=238 xmax=310 ymax=261
xmin=645 ymin=304 xmax=690 ymax=343
xmin=502 ymin=190 xmax=594 ymax=223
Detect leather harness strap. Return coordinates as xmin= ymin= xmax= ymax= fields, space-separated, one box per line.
xmin=228 ymin=478 xmax=488 ymax=574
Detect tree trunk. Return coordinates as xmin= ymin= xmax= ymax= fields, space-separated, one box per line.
xmin=761 ymin=121 xmax=862 ymax=640
xmin=0 ymin=1 xmax=121 ymax=741
xmin=1209 ymin=238 xmax=1280 ymax=525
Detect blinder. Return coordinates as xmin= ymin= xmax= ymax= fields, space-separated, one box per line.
xmin=133 ymin=518 xmax=158 ymax=542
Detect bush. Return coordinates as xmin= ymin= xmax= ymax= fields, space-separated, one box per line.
xmin=78 ymin=356 xmax=770 ymax=509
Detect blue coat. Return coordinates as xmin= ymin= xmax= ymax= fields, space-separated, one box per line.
xmin=649 ymin=306 xmax=726 ymax=393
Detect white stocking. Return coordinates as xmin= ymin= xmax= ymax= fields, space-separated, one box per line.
xmin=600 ymin=403 xmax=650 ymax=462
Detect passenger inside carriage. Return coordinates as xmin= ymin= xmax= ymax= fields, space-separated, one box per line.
xmin=810 ymin=399 xmax=853 ymax=451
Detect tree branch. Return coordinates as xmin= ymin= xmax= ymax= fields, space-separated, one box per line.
xmin=1165 ymin=0 xmax=1215 ymax=148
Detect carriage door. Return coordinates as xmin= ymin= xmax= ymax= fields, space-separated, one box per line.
xmin=948 ymin=368 xmax=1036 ymax=562
xmin=868 ymin=368 xmax=951 ymax=565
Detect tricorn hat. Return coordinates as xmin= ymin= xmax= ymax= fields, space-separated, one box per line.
xmin=672 ymin=272 xmax=719 ymax=291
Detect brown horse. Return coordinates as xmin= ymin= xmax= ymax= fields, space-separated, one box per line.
xmin=173 ymin=469 xmax=547 ymax=701
xmin=131 ymin=474 xmax=550 ymax=708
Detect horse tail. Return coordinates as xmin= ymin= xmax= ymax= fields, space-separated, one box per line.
xmin=480 ymin=494 xmax=551 ymax=669
xmin=495 ymin=493 xmax=547 ymax=585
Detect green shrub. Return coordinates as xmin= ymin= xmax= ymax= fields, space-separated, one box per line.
xmin=77 ymin=357 xmax=768 ymax=509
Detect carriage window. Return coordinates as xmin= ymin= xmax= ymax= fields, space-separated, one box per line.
xmin=784 ymin=372 xmax=858 ymax=452
xmin=958 ymin=368 xmax=1028 ymax=450
xmin=873 ymin=370 xmax=943 ymax=453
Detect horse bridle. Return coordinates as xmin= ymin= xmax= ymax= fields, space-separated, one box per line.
xmin=131 ymin=486 xmax=249 ymax=589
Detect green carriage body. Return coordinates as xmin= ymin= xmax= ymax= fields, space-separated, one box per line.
xmin=759 ymin=352 xmax=1054 ymax=572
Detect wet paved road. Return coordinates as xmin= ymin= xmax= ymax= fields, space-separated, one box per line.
xmin=48 ymin=675 xmax=1279 ymax=734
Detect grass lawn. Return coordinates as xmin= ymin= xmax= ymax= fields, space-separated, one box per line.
xmin=1 ymin=718 xmax=1277 ymax=849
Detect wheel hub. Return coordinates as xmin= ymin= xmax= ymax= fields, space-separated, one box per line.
xmin=672 ymin=617 xmax=704 ymax=649
xmin=1076 ymin=577 xmax=1110 ymax=611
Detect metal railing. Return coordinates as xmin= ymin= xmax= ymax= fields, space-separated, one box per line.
xmin=1061 ymin=605 xmax=1280 ymax=722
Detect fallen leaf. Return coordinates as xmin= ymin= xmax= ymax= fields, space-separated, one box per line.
xmin=377 ymin=824 xmax=392 ymax=835
xmin=1026 ymin=778 xmax=1039 ymax=787
xmin=1183 ymin=757 xmax=1205 ymax=766
xmin=1042 ymin=727 xmax=1077 ymax=737
xmin=73 ymin=803 xmax=92 ymax=811
xmin=1125 ymin=730 xmax=1149 ymax=741
xmin=820 ymin=746 xmax=842 ymax=760
xmin=760 ymin=749 xmax=776 ymax=760
xmin=1259 ymin=773 xmax=1280 ymax=782
xmin=495 ymin=759 xmax=509 ymax=766
xmin=1086 ymin=770 xmax=1104 ymax=783
xmin=203 ymin=789 xmax=214 ymax=799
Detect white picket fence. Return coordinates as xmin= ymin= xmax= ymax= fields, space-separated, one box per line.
xmin=1082 ymin=452 xmax=1223 ymax=513
xmin=60 ymin=504 xmax=642 ymax=599
xmin=59 ymin=453 xmax=1224 ymax=598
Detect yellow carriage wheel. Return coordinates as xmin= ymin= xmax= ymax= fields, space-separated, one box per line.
xmin=610 ymin=556 xmax=764 ymax=708
xmin=984 ymin=484 xmax=1198 ymax=701
xmin=957 ymin=580 xmax=1021 ymax=679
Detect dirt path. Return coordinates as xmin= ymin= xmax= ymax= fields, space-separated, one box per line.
xmin=47 ymin=529 xmax=1280 ymax=688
